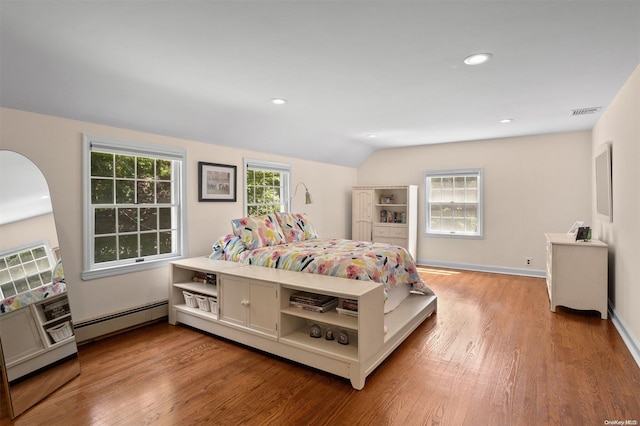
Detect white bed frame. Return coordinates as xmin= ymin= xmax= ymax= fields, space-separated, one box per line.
xmin=168 ymin=257 xmax=437 ymax=389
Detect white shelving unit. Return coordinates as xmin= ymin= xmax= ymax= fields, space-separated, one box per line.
xmin=352 ymin=185 xmax=418 ymax=259
xmin=169 ymin=257 xmax=437 ymax=389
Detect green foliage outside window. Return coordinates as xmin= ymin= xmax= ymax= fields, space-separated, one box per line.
xmin=91 ymin=152 xmax=175 ymax=264
xmin=246 ymin=169 xmax=285 ymax=216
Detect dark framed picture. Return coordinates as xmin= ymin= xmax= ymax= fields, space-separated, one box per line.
xmin=198 ymin=162 xmax=237 ymax=202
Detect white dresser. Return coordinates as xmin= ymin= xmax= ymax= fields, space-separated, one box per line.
xmin=545 ymin=233 xmax=608 ymax=319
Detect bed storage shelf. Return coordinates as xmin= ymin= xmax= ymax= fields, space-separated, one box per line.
xmin=173 ymin=282 xmax=218 ymax=297
xmin=169 ymin=257 xmax=436 ymax=390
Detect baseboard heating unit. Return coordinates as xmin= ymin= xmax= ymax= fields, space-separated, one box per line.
xmin=73 ymin=301 xmax=168 ymax=343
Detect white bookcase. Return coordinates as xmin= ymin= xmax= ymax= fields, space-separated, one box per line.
xmin=168 ymin=257 xmax=436 ymax=389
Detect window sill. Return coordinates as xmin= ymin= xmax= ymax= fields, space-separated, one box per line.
xmin=81 ymin=256 xmax=184 ymax=281
xmin=425 ymin=232 xmax=484 ymax=240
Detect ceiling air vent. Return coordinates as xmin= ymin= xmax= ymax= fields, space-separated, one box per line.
xmin=571 ymin=107 xmax=602 ymax=116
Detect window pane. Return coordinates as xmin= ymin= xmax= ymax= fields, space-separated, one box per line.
xmin=23 ymin=261 xmax=38 ymax=275
xmin=20 ymin=250 xmax=34 ymax=262
xmin=27 ymin=274 xmax=43 ymax=289
xmin=140 ymin=232 xmax=158 ymax=257
xmin=441 ymin=217 xmax=453 ymax=232
xmin=119 ymin=234 xmax=138 ymax=259
xmin=140 ymin=208 xmax=157 ymax=231
xmin=159 ymin=208 xmax=172 ymax=230
xmin=156 ymin=159 xmax=172 ymax=180
xmin=116 ymin=180 xmax=135 ymax=204
xmin=442 ymin=177 xmax=453 ymax=201
xmin=33 ymin=247 xmax=47 ymax=259
xmin=36 ymin=258 xmax=50 ymax=271
xmin=118 ymin=208 xmax=138 ymax=232
xmin=91 ymin=152 xmax=113 ymax=177
xmin=1 ymin=283 xmax=16 ymax=298
xmin=159 ymin=231 xmax=173 ymax=254
xmin=115 ymin=155 xmax=135 ymax=178
xmin=92 ymin=178 xmax=114 ymax=204
xmin=9 ymin=266 xmax=25 ymax=280
xmin=156 ymin=182 xmax=172 ymax=203
xmin=137 ymin=157 xmax=155 ymax=179
xmin=95 ymin=208 xmax=116 ymax=235
xmin=95 ymin=236 xmax=117 ymax=263
xmin=137 ymin=181 xmax=155 ymax=204
xmin=41 ymin=270 xmax=52 ymax=283
xmin=6 ymin=255 xmax=19 ymax=268
xmin=14 ymin=279 xmax=29 ymax=293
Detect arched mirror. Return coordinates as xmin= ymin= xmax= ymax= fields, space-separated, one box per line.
xmin=0 ymin=150 xmax=80 ymax=419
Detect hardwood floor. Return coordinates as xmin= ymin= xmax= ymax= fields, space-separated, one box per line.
xmin=4 ymin=268 xmax=639 ymax=425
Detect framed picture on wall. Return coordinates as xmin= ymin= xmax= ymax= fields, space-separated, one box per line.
xmin=198 ymin=162 xmax=237 ymax=202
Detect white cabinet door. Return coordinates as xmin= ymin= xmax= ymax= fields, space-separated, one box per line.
xmin=220 ymin=276 xmax=248 ymax=328
xmin=352 ymin=189 xmax=373 ymax=241
xmin=247 ymin=281 xmax=277 ymax=336
xmin=0 ymin=307 xmax=45 ymax=367
xmin=220 ymin=276 xmax=277 ymax=337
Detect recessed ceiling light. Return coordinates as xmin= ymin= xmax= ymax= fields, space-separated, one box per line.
xmin=367 ymin=134 xmax=377 ymax=138
xmin=270 ymin=98 xmax=287 ymax=105
xmin=499 ymin=118 xmax=514 ymax=124
xmin=464 ymin=53 xmax=493 ymax=65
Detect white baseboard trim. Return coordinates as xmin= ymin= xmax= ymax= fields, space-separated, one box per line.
xmin=74 ymin=301 xmax=168 ymax=343
xmin=608 ymin=301 xmax=640 ymax=368
xmin=417 ymin=259 xmax=546 ymax=278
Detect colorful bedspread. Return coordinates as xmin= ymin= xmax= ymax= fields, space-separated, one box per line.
xmin=212 ymin=237 xmax=432 ymax=294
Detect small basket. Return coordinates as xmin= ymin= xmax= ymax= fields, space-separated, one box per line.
xmin=195 ymin=294 xmax=210 ymax=312
xmin=183 ymin=291 xmax=198 ymax=308
xmin=208 ymin=297 xmax=218 ymax=315
xmin=46 ymin=321 xmax=73 ymax=343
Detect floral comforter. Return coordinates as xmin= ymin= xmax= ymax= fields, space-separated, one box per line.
xmin=212 ymin=237 xmax=432 ymax=294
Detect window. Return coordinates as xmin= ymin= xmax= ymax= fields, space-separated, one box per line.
xmin=425 ymin=169 xmax=483 ymax=238
xmin=83 ymin=135 xmax=186 ymax=279
xmin=244 ymin=158 xmax=291 ymax=216
xmin=0 ymin=241 xmax=56 ymax=298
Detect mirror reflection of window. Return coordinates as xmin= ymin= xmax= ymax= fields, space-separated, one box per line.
xmin=0 ymin=241 xmax=58 ymax=299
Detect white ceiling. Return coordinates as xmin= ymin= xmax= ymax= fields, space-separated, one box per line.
xmin=1 ymin=1 xmax=638 ymax=167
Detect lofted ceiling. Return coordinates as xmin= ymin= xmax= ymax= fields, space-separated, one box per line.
xmin=1 ymin=1 xmax=638 ymax=167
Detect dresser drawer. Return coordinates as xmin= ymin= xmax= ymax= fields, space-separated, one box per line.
xmin=373 ymin=226 xmax=408 ymax=238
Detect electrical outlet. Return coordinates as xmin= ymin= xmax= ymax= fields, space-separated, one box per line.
xmin=526 ymin=258 xmax=532 ymax=266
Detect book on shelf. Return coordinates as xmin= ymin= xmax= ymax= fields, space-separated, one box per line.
xmin=336 ymin=307 xmax=359 ymax=317
xmin=341 ymin=299 xmax=358 ymax=312
xmin=289 ymin=298 xmax=338 ymax=313
xmin=289 ymin=291 xmax=336 ymax=307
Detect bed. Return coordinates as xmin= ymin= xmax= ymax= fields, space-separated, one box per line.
xmin=209 ymin=212 xmax=435 ymax=313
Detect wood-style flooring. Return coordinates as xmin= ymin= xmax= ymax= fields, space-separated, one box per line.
xmin=4 ymin=268 xmax=639 ymax=425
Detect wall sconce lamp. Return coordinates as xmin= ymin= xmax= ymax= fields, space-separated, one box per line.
xmin=292 ymin=182 xmax=313 ymax=204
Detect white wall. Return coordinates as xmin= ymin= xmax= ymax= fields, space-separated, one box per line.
xmin=592 ymin=65 xmax=640 ymax=363
xmin=0 ymin=213 xmax=58 ymax=253
xmin=357 ymin=131 xmax=592 ymax=275
xmin=0 ymin=108 xmax=356 ymax=328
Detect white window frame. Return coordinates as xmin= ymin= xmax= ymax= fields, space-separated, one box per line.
xmin=243 ymin=158 xmax=291 ymax=216
xmin=82 ymin=134 xmax=187 ymax=280
xmin=424 ymin=168 xmax=483 ymax=239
